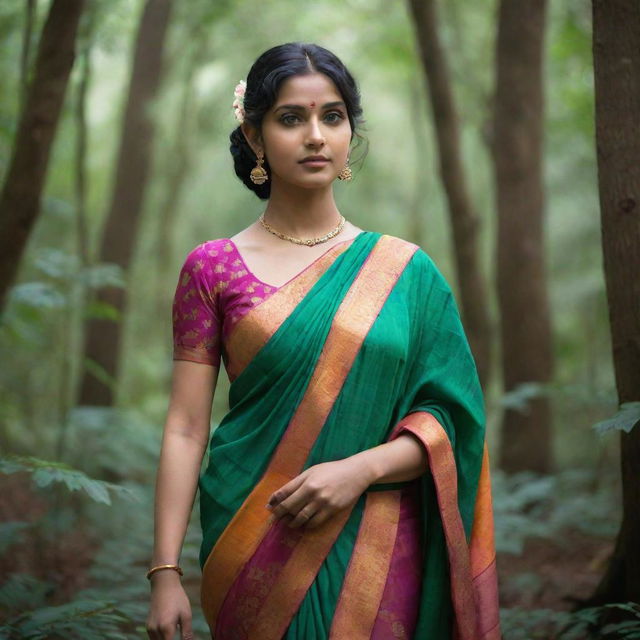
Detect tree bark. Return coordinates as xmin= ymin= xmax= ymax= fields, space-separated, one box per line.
xmin=407 ymin=0 xmax=492 ymax=390
xmin=0 ymin=0 xmax=85 ymax=314
xmin=407 ymin=80 xmax=428 ymax=251
xmin=77 ymin=0 xmax=172 ymax=406
xmin=20 ymin=0 xmax=37 ymax=114
xmin=586 ymin=0 xmax=640 ymax=605
xmin=492 ymin=0 xmax=555 ymax=473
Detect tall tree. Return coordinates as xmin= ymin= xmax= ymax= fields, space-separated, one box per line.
xmin=20 ymin=0 xmax=37 ymax=114
xmin=77 ymin=0 xmax=173 ymax=406
xmin=585 ymin=0 xmax=640 ymax=604
xmin=0 ymin=0 xmax=85 ymax=314
xmin=57 ymin=4 xmax=98 ymax=462
xmin=491 ymin=0 xmax=554 ymax=473
xmin=406 ymin=0 xmax=492 ymax=389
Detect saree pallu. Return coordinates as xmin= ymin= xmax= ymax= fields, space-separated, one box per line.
xmin=198 ymin=231 xmax=500 ymax=639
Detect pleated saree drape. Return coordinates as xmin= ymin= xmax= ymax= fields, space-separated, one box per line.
xmin=197 ymin=231 xmax=500 ymax=639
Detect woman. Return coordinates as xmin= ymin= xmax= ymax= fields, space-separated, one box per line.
xmin=146 ymin=42 xmax=500 ymax=640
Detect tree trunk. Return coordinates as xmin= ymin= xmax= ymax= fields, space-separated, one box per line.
xmin=0 ymin=0 xmax=85 ymax=314
xmin=57 ymin=9 xmax=96 ymax=462
xmin=407 ymin=0 xmax=492 ymax=390
xmin=492 ymin=0 xmax=554 ymax=473
xmin=586 ymin=0 xmax=640 ymax=604
xmin=77 ymin=0 xmax=172 ymax=407
xmin=407 ymin=80 xmax=428 ymax=251
xmin=20 ymin=0 xmax=37 ymax=114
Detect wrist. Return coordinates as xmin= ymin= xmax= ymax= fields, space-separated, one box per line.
xmin=349 ymin=447 xmax=384 ymax=486
xmin=147 ymin=562 xmax=183 ymax=581
xmin=149 ymin=569 xmax=182 ymax=588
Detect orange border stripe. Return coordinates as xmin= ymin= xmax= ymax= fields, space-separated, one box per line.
xmin=328 ymin=491 xmax=402 ymax=639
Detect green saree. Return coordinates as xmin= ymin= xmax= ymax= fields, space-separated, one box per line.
xmin=183 ymin=231 xmax=499 ymax=639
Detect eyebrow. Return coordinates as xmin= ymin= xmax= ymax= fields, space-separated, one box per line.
xmin=274 ymin=101 xmax=346 ymax=112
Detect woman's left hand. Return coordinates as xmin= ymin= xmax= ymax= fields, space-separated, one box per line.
xmin=267 ymin=456 xmax=375 ymax=530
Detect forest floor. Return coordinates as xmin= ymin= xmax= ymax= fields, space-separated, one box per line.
xmin=497 ymin=527 xmax=614 ymax=611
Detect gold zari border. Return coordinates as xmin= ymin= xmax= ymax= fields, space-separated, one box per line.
xmin=328 ymin=491 xmax=402 ymax=639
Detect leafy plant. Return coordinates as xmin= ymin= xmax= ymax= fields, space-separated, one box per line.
xmin=593 ymin=402 xmax=640 ymax=436
xmin=0 ymin=455 xmax=138 ymax=506
xmin=500 ymin=602 xmax=640 ymax=640
xmin=492 ymin=468 xmax=620 ymax=555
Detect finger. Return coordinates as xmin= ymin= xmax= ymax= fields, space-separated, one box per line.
xmin=180 ymin=614 xmax=193 ymax=640
xmin=145 ymin=621 xmax=159 ymax=640
xmin=270 ymin=483 xmax=314 ymax=520
xmin=267 ymin=472 xmax=307 ymax=510
xmin=160 ymin=624 xmax=177 ymax=640
xmin=305 ymin=509 xmax=329 ymax=529
xmin=288 ymin=505 xmax=318 ymax=529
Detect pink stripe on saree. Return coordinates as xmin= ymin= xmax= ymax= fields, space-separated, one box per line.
xmin=328 ymin=482 xmax=423 ymax=639
xmin=389 ymin=411 xmax=501 ymax=640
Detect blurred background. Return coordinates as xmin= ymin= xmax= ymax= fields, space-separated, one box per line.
xmin=1 ymin=0 xmax=638 ymax=638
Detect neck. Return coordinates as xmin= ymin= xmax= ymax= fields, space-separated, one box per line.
xmin=261 ymin=176 xmax=343 ymax=237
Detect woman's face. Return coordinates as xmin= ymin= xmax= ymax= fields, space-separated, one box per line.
xmin=243 ymin=72 xmax=352 ymax=190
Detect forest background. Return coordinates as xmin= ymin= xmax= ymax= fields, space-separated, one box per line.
xmin=0 ymin=0 xmax=638 ymax=638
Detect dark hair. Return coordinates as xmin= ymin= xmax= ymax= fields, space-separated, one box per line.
xmin=229 ymin=42 xmax=368 ymax=200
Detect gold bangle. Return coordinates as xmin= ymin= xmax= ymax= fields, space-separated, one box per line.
xmin=146 ymin=564 xmax=183 ymax=580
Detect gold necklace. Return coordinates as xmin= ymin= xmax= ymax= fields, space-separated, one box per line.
xmin=259 ymin=213 xmax=346 ymax=246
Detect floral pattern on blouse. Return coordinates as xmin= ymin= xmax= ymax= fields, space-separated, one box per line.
xmin=172 ymin=239 xmax=277 ymax=369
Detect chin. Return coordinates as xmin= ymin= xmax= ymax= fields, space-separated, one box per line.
xmin=280 ymin=176 xmax=336 ymax=190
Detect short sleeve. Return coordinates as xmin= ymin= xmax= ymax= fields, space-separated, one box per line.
xmin=172 ymin=243 xmax=222 ymax=367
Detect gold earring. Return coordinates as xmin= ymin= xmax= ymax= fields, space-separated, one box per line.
xmin=250 ymin=149 xmax=269 ymax=185
xmin=337 ymin=157 xmax=352 ymax=181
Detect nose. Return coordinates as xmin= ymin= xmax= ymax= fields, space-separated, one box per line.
xmin=305 ymin=115 xmax=325 ymax=147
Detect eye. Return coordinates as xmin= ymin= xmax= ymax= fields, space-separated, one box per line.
xmin=325 ymin=111 xmax=345 ymax=124
xmin=280 ymin=114 xmax=300 ymax=125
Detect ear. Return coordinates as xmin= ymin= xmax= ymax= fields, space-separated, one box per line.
xmin=240 ymin=122 xmax=263 ymax=156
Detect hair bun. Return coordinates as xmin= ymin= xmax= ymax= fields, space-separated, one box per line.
xmin=229 ymin=127 xmax=271 ymax=200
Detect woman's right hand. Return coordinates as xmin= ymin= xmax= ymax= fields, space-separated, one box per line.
xmin=146 ymin=571 xmax=193 ymax=640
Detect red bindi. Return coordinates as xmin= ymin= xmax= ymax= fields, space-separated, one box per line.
xmin=309 ymin=101 xmax=316 ymax=108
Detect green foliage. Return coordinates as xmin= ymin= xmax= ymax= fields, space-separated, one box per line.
xmin=500 ymin=382 xmax=549 ymax=413
xmin=0 ymin=522 xmax=29 ymax=555
xmin=61 ymin=405 xmax=160 ymax=480
xmin=0 ymin=454 xmax=138 ymax=506
xmin=0 ymin=580 xmax=135 ymax=639
xmin=593 ymin=403 xmax=640 ymax=436
xmin=492 ymin=468 xmax=619 ymax=555
xmin=500 ymin=603 xmax=640 ymax=640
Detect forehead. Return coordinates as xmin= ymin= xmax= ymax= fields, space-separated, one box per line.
xmin=274 ymin=73 xmax=342 ymax=106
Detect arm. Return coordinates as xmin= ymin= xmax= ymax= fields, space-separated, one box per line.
xmin=146 ymin=359 xmax=219 ymax=640
xmin=151 ymin=360 xmax=219 ymax=567
xmin=349 ymin=431 xmax=428 ymax=484
xmin=266 ymin=433 xmax=428 ymax=530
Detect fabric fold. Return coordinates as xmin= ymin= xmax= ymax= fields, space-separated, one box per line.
xmin=194 ymin=232 xmax=500 ymax=639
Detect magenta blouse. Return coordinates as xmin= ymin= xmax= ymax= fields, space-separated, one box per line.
xmin=172 ymin=238 xmax=282 ymax=374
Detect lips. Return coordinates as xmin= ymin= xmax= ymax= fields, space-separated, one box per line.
xmin=300 ymin=155 xmax=329 ymax=163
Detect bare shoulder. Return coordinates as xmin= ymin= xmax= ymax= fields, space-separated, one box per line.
xmin=228 ymin=222 xmax=262 ymax=248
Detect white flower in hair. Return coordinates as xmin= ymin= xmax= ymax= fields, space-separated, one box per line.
xmin=233 ymin=79 xmax=246 ymax=123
